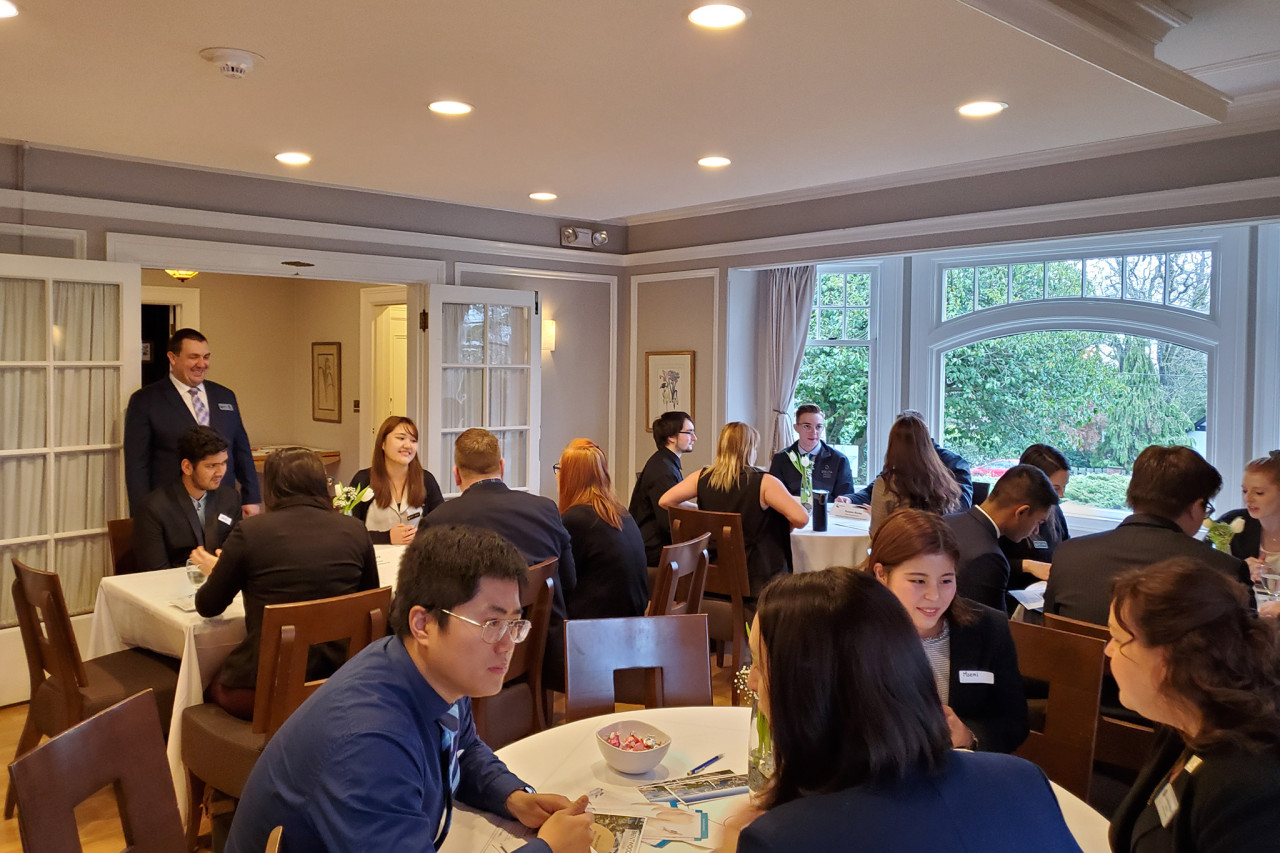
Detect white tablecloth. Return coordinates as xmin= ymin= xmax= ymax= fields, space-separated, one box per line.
xmin=440 ymin=706 xmax=1111 ymax=853
xmin=84 ymin=543 xmax=405 ymax=821
xmin=790 ymin=514 xmax=872 ymax=573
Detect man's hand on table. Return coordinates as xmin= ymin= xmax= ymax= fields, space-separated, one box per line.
xmin=506 ymin=792 xmax=592 ymax=852
xmin=1023 ymin=559 xmax=1051 ymax=582
xmin=242 ymin=503 xmax=263 ymax=517
xmin=189 ymin=546 xmax=221 ymax=576
xmin=834 ymin=495 xmax=852 ymax=504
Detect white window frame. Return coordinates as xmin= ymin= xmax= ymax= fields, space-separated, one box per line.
xmin=908 ymin=225 xmax=1251 ymax=531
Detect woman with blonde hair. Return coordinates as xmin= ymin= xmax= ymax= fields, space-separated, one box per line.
xmin=349 ymin=416 xmax=444 ymax=544
xmin=557 ymin=438 xmax=649 ymax=619
xmin=660 ymin=422 xmax=807 ymax=596
xmin=869 ymin=414 xmax=962 ymax=535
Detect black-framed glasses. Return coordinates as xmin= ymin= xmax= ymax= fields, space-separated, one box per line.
xmin=440 ymin=609 xmax=532 ymax=644
xmin=552 ymin=463 xmax=561 ymax=474
xmin=1204 ymin=499 xmax=1215 ymax=518
xmin=678 ymin=430 xmax=696 ymax=436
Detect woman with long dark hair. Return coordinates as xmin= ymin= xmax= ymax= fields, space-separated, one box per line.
xmin=556 ymin=438 xmax=649 ymax=619
xmin=721 ymin=569 xmax=1078 ymax=852
xmin=196 ymin=447 xmax=379 ymax=719
xmin=1108 ymin=557 xmax=1280 ymax=852
xmin=868 ymin=509 xmax=1028 ymax=752
xmin=348 ymin=416 xmax=444 ymax=544
xmin=869 ymin=414 xmax=962 ymax=536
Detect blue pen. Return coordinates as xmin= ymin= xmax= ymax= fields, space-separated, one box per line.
xmin=689 ymin=754 xmax=723 ymax=775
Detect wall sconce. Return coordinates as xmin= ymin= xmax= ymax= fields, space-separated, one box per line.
xmin=559 ymin=226 xmax=609 ymax=250
xmin=542 ymin=318 xmax=557 ymax=353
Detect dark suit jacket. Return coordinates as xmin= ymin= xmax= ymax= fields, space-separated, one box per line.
xmin=133 ymin=480 xmax=242 ymax=572
xmin=1219 ymin=508 xmax=1262 ymax=560
xmin=1044 ymin=514 xmax=1252 ymax=626
xmin=347 ymin=467 xmax=444 ymax=543
xmin=628 ymin=448 xmax=683 ymax=565
xmin=767 ymin=440 xmax=855 ymax=499
xmin=195 ymin=497 xmax=378 ymax=690
xmin=852 ymin=440 xmax=974 ymax=509
xmin=561 ymin=505 xmax=649 ymax=620
xmin=737 ymin=751 xmax=1080 ymax=853
xmin=124 ymin=377 xmax=259 ymax=513
xmin=945 ymin=507 xmax=1012 ymax=612
xmin=949 ymin=602 xmax=1029 ymax=754
xmin=1110 ymin=728 xmax=1280 ymax=853
xmin=420 ymin=480 xmax=577 ymax=685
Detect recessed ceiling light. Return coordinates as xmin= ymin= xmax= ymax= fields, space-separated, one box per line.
xmin=274 ymin=152 xmax=312 ymax=166
xmin=428 ymin=100 xmax=473 ymax=115
xmin=529 ymin=192 xmax=557 ymax=201
xmin=688 ymin=4 xmax=749 ymax=28
xmin=698 ymin=156 xmax=732 ymax=168
xmin=0 ymin=1 xmax=18 ymax=18
xmin=957 ymin=100 xmax=1008 ymax=118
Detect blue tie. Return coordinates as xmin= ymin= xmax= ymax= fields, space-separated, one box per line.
xmin=435 ymin=704 xmax=462 ymax=845
xmin=190 ymin=387 xmax=209 ymax=426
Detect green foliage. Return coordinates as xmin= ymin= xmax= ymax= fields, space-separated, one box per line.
xmin=1063 ymin=473 xmax=1131 ymax=511
xmin=794 ymin=344 xmax=869 ymax=480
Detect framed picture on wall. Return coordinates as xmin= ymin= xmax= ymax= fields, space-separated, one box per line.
xmin=312 ymin=341 xmax=342 ymax=423
xmin=645 ymin=351 xmax=694 ymax=429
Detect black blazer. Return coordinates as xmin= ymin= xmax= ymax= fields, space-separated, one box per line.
xmin=948 ymin=602 xmax=1029 ymax=754
xmin=124 ymin=378 xmax=259 ymax=513
xmin=347 ymin=467 xmax=444 ymax=543
xmin=852 ymin=441 xmax=974 ymax=509
xmin=420 ymin=480 xmax=577 ymax=685
xmin=1001 ymin=503 xmax=1070 ymax=589
xmin=195 ymin=497 xmax=378 ymax=690
xmin=1045 ymin=514 xmax=1252 ymax=626
xmin=133 ymin=479 xmax=242 ymax=572
xmin=737 ymin=750 xmax=1080 ymax=853
xmin=1219 ymin=508 xmax=1262 ymax=560
xmin=1110 ymin=728 xmax=1280 ymax=853
xmin=561 ymin=505 xmax=650 ymax=620
xmin=628 ymin=448 xmax=683 ymax=565
xmin=944 ymin=507 xmax=1012 ymax=613
xmin=767 ymin=440 xmax=855 ymax=500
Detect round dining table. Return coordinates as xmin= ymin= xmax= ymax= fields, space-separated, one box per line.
xmin=789 ymin=511 xmax=872 ymax=573
xmin=439 ymin=705 xmax=1111 ymax=852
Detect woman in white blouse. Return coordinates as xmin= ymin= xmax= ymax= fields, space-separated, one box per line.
xmin=348 ymin=416 xmax=443 ymax=544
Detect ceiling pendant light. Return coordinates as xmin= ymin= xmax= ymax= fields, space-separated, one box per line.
xmin=164 ymin=270 xmax=199 ymax=283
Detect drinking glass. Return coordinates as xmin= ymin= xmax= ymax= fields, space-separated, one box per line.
xmin=186 ymin=559 xmax=207 ymax=592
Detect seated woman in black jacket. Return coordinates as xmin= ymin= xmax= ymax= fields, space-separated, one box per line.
xmin=348 ymin=416 xmax=444 ymax=545
xmin=557 ymin=438 xmax=649 ymax=619
xmin=196 ymin=447 xmax=379 ymax=719
xmin=869 ymin=508 xmax=1028 ymax=753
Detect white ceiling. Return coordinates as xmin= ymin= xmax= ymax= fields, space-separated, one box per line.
xmin=1 ymin=0 xmax=1277 ymax=224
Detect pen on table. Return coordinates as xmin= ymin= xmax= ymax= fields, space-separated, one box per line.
xmin=689 ymin=754 xmax=723 ymax=775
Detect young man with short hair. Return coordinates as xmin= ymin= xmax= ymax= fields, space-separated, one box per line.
xmin=768 ymin=404 xmax=855 ymax=502
xmin=226 ymin=525 xmax=593 ymax=853
xmin=628 ymin=410 xmax=696 ymax=565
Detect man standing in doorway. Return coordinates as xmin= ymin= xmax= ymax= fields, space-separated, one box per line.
xmin=768 ymin=404 xmax=855 ymax=502
xmin=124 ymin=328 xmax=260 ymax=516
xmin=629 ymin=411 xmax=696 ymax=565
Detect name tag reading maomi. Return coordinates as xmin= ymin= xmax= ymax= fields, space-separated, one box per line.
xmin=958 ymin=670 xmax=994 ymax=684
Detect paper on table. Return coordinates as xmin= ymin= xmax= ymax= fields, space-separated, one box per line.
xmin=590 ymin=813 xmax=646 ymax=853
xmin=588 ymin=789 xmax=713 ymax=846
xmin=1009 ymin=581 xmax=1047 ymax=611
xmin=169 ymin=597 xmax=198 ymax=612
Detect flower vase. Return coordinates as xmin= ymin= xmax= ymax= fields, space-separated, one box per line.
xmin=746 ymin=694 xmax=774 ymax=795
xmin=800 ymin=468 xmax=813 ymax=514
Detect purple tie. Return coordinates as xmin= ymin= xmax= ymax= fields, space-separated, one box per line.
xmin=190 ymin=387 xmax=209 ymax=426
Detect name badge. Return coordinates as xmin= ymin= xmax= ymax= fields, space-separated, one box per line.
xmin=1032 ymin=539 xmax=1049 ymax=549
xmin=1155 ymin=782 xmax=1180 ymax=827
xmin=406 ymin=509 xmax=422 ymax=522
xmin=218 ymin=402 xmax=234 ymax=411
xmin=217 ymin=513 xmax=233 ymax=525
xmin=958 ymin=670 xmax=994 ymax=684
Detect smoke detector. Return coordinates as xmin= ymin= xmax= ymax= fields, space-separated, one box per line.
xmin=199 ymin=47 xmax=263 ymax=80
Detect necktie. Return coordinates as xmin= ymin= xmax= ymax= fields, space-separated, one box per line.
xmin=194 ymin=495 xmax=206 ymax=527
xmin=190 ymin=387 xmax=209 ymax=426
xmin=435 ymin=704 xmax=462 ymax=845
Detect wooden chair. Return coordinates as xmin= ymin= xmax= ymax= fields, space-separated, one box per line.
xmin=473 ymin=558 xmax=557 ymax=749
xmin=8 ymin=690 xmax=184 ymax=853
xmin=107 ymin=517 xmax=139 ymax=575
xmin=647 ymin=533 xmax=710 ymax=616
xmin=667 ymin=508 xmax=751 ymax=701
xmin=1044 ymin=612 xmax=1158 ymax=773
xmin=181 ymin=586 xmax=392 ymax=849
xmin=6 ymin=558 xmax=180 ymax=820
xmin=1008 ymin=620 xmax=1106 ymax=800
xmin=563 ymin=614 xmax=712 ymax=722
xmin=265 ymin=826 xmax=283 ymax=853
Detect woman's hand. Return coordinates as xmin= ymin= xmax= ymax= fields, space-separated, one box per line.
xmin=716 ymin=803 xmax=765 ymax=853
xmin=1246 ymin=557 xmax=1266 ymax=583
xmin=388 ymin=523 xmax=416 ymax=546
xmin=1260 ymin=599 xmax=1280 ymax=619
xmin=943 ymin=706 xmax=976 ymax=749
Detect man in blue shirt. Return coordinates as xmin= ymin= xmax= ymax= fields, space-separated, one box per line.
xmin=225 ymin=526 xmax=593 ymax=853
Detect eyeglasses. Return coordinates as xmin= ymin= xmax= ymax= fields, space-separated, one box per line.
xmin=795 ymin=423 xmax=824 ymax=431
xmin=1204 ymin=499 xmax=1215 ymax=518
xmin=440 ymin=609 xmax=532 ymax=644
xmin=552 ymin=463 xmax=561 ymax=474
xmin=678 ymin=430 xmax=696 ymax=436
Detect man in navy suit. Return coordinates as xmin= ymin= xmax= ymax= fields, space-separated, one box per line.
xmin=419 ymin=428 xmax=576 ymax=687
xmin=944 ymin=465 xmax=1059 ymax=613
xmin=133 ymin=425 xmax=242 ymax=572
xmin=124 ymin=329 xmax=260 ymax=516
xmin=768 ymin=404 xmax=855 ymax=501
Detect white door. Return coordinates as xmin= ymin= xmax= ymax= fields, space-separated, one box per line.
xmin=0 ymin=254 xmax=140 ymax=700
xmin=425 ymin=285 xmax=541 ymax=497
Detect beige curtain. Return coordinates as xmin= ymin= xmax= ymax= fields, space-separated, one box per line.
xmin=763 ymin=266 xmax=817 ymax=453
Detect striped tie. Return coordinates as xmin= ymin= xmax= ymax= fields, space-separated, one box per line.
xmin=190 ymin=387 xmax=209 ymax=426
xmin=435 ymin=704 xmax=462 ymax=845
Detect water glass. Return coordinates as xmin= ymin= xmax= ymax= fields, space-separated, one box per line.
xmin=186 ymin=560 xmax=207 ymax=591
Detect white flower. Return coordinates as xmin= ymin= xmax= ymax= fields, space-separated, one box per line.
xmin=1201 ymin=518 xmax=1213 ymax=530
xmin=360 ymin=489 xmax=374 ymax=503
xmin=1230 ymin=517 xmax=1247 ymax=533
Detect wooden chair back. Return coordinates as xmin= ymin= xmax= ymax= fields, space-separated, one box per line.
xmin=1043 ymin=612 xmax=1110 ymax=642
xmin=8 ymin=690 xmax=184 ymax=853
xmin=265 ymin=826 xmax=283 ymax=853
xmin=107 ymin=517 xmax=139 ymax=575
xmin=1009 ymin=620 xmax=1105 ymax=800
xmin=11 ymin=559 xmax=89 ymax=720
xmin=563 ymin=614 xmax=712 ymax=722
xmin=647 ymin=533 xmax=710 ymax=616
xmin=473 ymin=558 xmax=557 ymax=748
xmin=252 ymin=586 xmax=393 ymax=738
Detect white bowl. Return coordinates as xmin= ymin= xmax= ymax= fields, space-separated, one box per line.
xmin=595 ymin=719 xmax=672 ymax=775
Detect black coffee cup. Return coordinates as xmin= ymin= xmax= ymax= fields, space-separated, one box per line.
xmin=812 ymin=489 xmax=828 ymax=532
